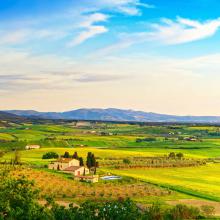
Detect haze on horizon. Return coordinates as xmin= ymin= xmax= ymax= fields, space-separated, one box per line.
xmin=1 ymin=0 xmax=220 ymax=116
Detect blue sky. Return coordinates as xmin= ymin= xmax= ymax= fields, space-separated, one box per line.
xmin=1 ymin=0 xmax=220 ymax=115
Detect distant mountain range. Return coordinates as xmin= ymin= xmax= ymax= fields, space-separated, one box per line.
xmin=4 ymin=108 xmax=220 ymax=123
xmin=0 ymin=111 xmax=28 ymax=124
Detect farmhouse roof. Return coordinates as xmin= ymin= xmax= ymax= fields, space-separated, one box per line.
xmin=63 ymin=166 xmax=82 ymax=171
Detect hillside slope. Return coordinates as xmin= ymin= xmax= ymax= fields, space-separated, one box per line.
xmin=6 ymin=108 xmax=220 ymax=123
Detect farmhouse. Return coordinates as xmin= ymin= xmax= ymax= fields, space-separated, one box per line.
xmin=48 ymin=158 xmax=80 ymax=171
xmin=48 ymin=158 xmax=89 ymax=176
xmin=74 ymin=175 xmax=99 ymax=183
xmin=25 ymin=145 xmax=40 ymax=150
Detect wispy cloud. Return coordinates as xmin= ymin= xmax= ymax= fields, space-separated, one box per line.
xmin=75 ymin=73 xmax=126 ymax=82
xmin=0 ymin=0 xmax=153 ymax=47
xmin=68 ymin=13 xmax=108 ymax=47
xmin=94 ymin=0 xmax=154 ymax=15
xmin=94 ymin=17 xmax=220 ymax=56
xmin=150 ymin=17 xmax=220 ymax=45
xmin=0 ymin=49 xmax=131 ymax=92
xmin=67 ymin=0 xmax=152 ymax=47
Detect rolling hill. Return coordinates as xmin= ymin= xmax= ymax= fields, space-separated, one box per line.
xmin=5 ymin=108 xmax=220 ymax=123
xmin=0 ymin=111 xmax=28 ymax=126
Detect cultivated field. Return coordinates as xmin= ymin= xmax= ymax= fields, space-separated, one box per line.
xmin=103 ymin=163 xmax=220 ymax=202
xmin=1 ymin=120 xmax=220 ymax=214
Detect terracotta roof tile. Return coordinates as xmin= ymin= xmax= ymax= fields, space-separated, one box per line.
xmin=63 ymin=166 xmax=82 ymax=171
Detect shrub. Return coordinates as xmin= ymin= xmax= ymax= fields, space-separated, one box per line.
xmin=176 ymin=152 xmax=184 ymax=159
xmin=123 ymin=158 xmax=131 ymax=164
xmin=136 ymin=137 xmax=156 ymax=143
xmin=167 ymin=204 xmax=200 ymax=220
xmin=201 ymin=205 xmax=215 ymax=217
xmin=144 ymin=204 xmax=164 ymax=220
xmin=168 ymin=152 xmax=176 ymax=158
xmin=42 ymin=152 xmax=59 ymax=159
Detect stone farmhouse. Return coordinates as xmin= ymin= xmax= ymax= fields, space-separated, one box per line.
xmin=48 ymin=158 xmax=89 ymax=176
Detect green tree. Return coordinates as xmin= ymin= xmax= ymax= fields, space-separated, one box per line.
xmin=176 ymin=152 xmax=184 ymax=159
xmin=79 ymin=157 xmax=84 ymax=166
xmin=168 ymin=152 xmax=176 ymax=159
xmin=63 ymin=151 xmax=70 ymax=158
xmin=86 ymin=152 xmax=92 ymax=169
xmin=99 ymin=198 xmax=140 ymax=220
xmin=123 ymin=158 xmax=131 ymax=164
xmin=0 ymin=175 xmax=51 ymax=220
xmin=72 ymin=152 xmax=79 ymax=160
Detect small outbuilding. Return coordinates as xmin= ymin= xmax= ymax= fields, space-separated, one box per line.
xmin=63 ymin=166 xmax=89 ymax=176
xmin=74 ymin=175 xmax=99 ymax=183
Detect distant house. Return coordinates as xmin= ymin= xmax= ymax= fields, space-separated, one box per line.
xmin=74 ymin=175 xmax=99 ymax=183
xmin=76 ymin=121 xmax=91 ymax=127
xmin=25 ymin=145 xmax=40 ymax=150
xmin=184 ymin=137 xmax=198 ymax=142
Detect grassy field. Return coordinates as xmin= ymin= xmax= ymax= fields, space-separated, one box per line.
xmin=103 ymin=163 xmax=220 ymax=202
xmin=1 ymin=123 xmax=220 ymax=157
xmin=2 ymin=147 xmax=165 ymax=165
xmin=1 ymin=121 xmax=220 ymax=208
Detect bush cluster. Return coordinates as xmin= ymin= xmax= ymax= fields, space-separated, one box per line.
xmin=42 ymin=152 xmax=59 ymax=159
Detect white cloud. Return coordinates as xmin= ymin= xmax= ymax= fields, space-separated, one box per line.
xmin=68 ymin=26 xmax=108 ymax=47
xmin=150 ymin=17 xmax=220 ymax=45
xmin=0 ymin=1 xmax=153 ymax=47
xmin=95 ymin=0 xmax=154 ymax=15
xmin=68 ymin=13 xmax=108 ymax=47
xmin=80 ymin=13 xmax=108 ymax=27
xmin=93 ymin=17 xmax=220 ymax=56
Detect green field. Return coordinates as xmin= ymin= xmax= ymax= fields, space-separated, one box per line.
xmin=1 ymin=121 xmax=220 ymax=210
xmin=103 ymin=163 xmax=220 ymax=202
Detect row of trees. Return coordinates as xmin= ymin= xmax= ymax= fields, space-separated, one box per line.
xmin=0 ymin=171 xmax=215 ymax=219
xmin=63 ymin=151 xmax=99 ymax=170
